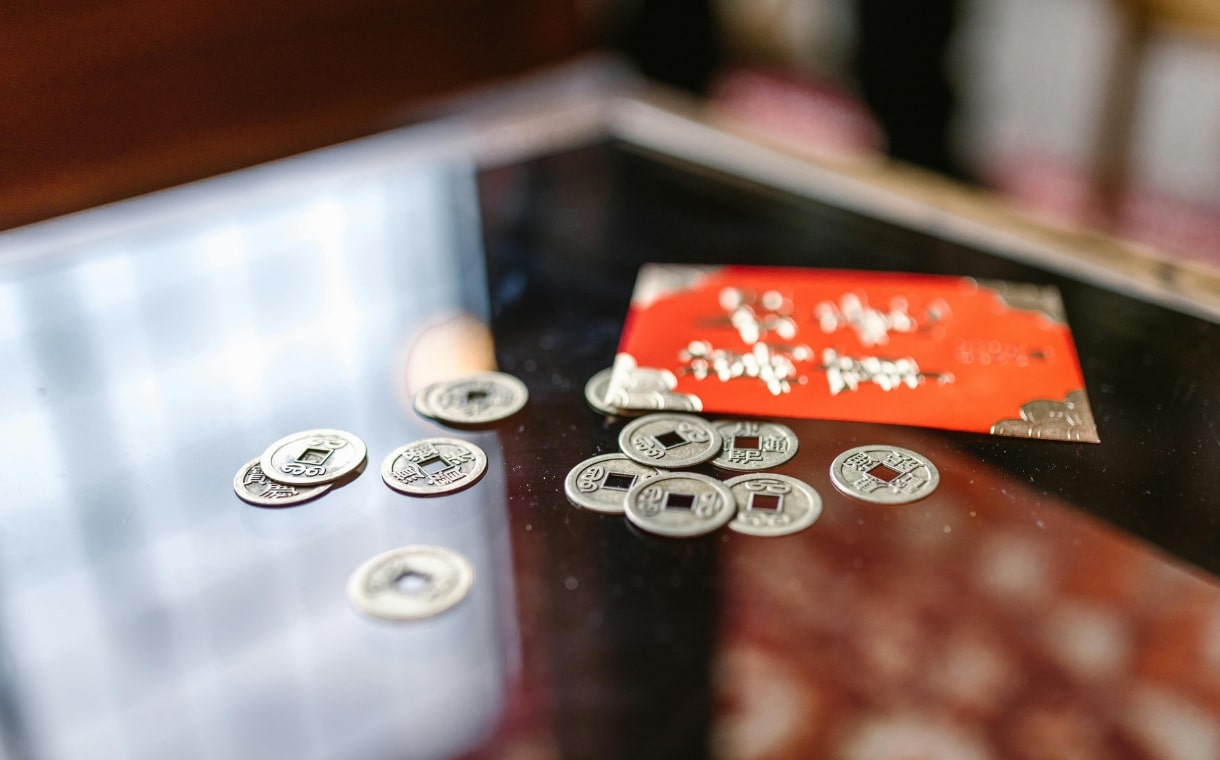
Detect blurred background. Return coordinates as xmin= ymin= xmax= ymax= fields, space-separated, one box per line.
xmin=4 ymin=0 xmax=1219 ymax=262
xmin=4 ymin=5 xmax=1220 ymax=759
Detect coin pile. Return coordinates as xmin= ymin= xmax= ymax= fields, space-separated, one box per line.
xmin=572 ymin=369 xmax=942 ymax=537
xmin=233 ymin=428 xmax=368 ymax=507
xmin=233 ymin=371 xmax=532 ymax=622
xmin=566 ymin=399 xmax=823 ymax=538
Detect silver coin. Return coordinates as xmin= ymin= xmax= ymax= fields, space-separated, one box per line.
xmin=413 ymin=388 xmax=436 ymax=420
xmin=711 ymin=419 xmax=799 ymax=471
xmin=584 ymin=368 xmax=639 ymax=416
xmin=564 ymin=453 xmax=664 ymax=514
xmin=618 ymin=413 xmax=722 ymax=468
xmin=624 ymin=472 xmax=736 ymax=537
xmin=725 ymin=473 xmax=822 ymax=537
xmin=381 ymin=437 xmax=488 ymax=496
xmin=233 ymin=458 xmax=332 ymax=507
xmin=347 ymin=545 xmax=474 ymax=621
xmin=829 ymin=444 xmax=940 ymax=504
xmin=259 ymin=428 xmax=368 ymax=487
xmin=422 ymin=372 xmax=528 ymax=426
xmin=583 ymin=368 xmax=616 ymax=414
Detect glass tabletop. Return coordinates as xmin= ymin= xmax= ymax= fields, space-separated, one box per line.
xmin=1 ymin=94 xmax=1218 ymax=760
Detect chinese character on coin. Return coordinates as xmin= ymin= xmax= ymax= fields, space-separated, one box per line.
xmin=829 ymin=444 xmax=939 ymax=504
xmin=381 ymin=437 xmax=488 ymax=496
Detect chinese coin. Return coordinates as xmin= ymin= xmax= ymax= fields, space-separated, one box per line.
xmin=233 ymin=458 xmax=332 ymax=507
xmin=421 ymin=371 xmax=528 ymax=426
xmin=725 ymin=473 xmax=822 ymax=537
xmin=564 ymin=453 xmax=663 ymax=514
xmin=347 ymin=545 xmax=474 ymax=621
xmin=381 ymin=437 xmax=488 ymax=496
xmin=624 ymin=472 xmax=736 ymax=538
xmin=829 ymin=444 xmax=939 ymax=505
xmin=711 ymin=419 xmax=799 ymax=471
xmin=259 ymin=428 xmax=368 ymax=487
xmin=618 ymin=413 xmax=722 ymax=468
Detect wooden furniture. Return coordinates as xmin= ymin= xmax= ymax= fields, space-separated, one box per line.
xmin=0 ymin=0 xmax=585 ymax=230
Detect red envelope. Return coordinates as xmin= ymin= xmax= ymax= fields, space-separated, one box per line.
xmin=608 ymin=265 xmax=1098 ymax=442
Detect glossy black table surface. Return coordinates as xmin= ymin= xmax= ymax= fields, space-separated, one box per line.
xmin=2 ymin=92 xmax=1218 ymax=760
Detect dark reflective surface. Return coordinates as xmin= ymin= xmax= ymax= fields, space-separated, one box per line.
xmin=482 ymin=142 xmax=1220 ymax=573
xmin=2 ymin=117 xmax=1219 ymax=760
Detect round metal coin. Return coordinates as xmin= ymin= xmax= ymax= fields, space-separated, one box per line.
xmin=711 ymin=419 xmax=799 ymax=471
xmin=381 ymin=437 xmax=488 ymax=496
xmin=584 ymin=368 xmax=615 ymax=414
xmin=725 ymin=473 xmax=822 ymax=537
xmin=422 ymin=371 xmax=528 ymax=426
xmin=618 ymin=413 xmax=722 ymax=468
xmin=624 ymin=472 xmax=736 ymax=537
xmin=829 ymin=444 xmax=940 ymax=505
xmin=413 ymin=388 xmax=436 ymax=420
xmin=584 ymin=368 xmax=640 ymax=416
xmin=564 ymin=453 xmax=664 ymax=514
xmin=259 ymin=428 xmax=368 ymax=487
xmin=233 ymin=458 xmax=332 ymax=507
xmin=347 ymin=545 xmax=474 ymax=621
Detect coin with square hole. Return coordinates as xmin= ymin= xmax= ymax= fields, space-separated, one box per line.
xmin=711 ymin=419 xmax=799 ymax=471
xmin=259 ymin=428 xmax=368 ymax=487
xmin=618 ymin=413 xmax=722 ymax=468
xmin=829 ymin=444 xmax=940 ymax=504
xmin=422 ymin=371 xmax=528 ymax=426
xmin=233 ymin=458 xmax=333 ymax=507
xmin=624 ymin=472 xmax=736 ymax=537
xmin=725 ymin=473 xmax=822 ymax=536
xmin=381 ymin=437 xmax=488 ymax=496
xmin=564 ymin=453 xmax=664 ymax=514
xmin=347 ymin=545 xmax=474 ymax=621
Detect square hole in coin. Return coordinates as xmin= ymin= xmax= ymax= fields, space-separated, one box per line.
xmin=664 ymin=492 xmax=695 ymax=510
xmin=867 ymin=464 xmax=901 ymax=483
xmin=653 ymin=430 xmax=689 ymax=449
xmin=732 ymin=435 xmax=761 ymax=450
xmin=465 ymin=389 xmax=489 ymax=404
xmin=748 ymin=493 xmax=783 ymax=512
xmin=602 ymin=472 xmax=637 ymax=491
xmin=418 ymin=456 xmax=450 ymax=476
xmin=394 ymin=569 xmax=432 ymax=595
xmin=294 ymin=447 xmax=332 ymax=466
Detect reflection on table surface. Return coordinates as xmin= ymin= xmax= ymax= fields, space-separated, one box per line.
xmin=1 ymin=101 xmax=1218 ymax=760
xmin=481 ymin=431 xmax=1220 ymax=759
